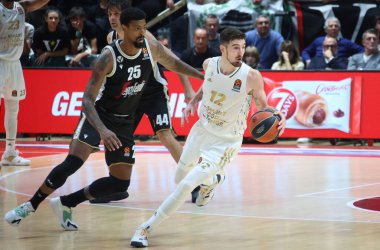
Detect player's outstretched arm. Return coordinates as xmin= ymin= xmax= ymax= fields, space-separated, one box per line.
xmin=82 ymin=49 xmax=122 ymax=151
xmin=148 ymin=38 xmax=204 ymax=80
xmin=145 ymin=31 xmax=196 ymax=100
xmin=20 ymin=0 xmax=49 ymax=13
xmin=248 ymin=69 xmax=286 ymax=135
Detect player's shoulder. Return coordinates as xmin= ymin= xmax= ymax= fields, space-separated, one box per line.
xmin=203 ymin=56 xmax=219 ymax=71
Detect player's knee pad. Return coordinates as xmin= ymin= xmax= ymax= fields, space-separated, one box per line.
xmin=44 ymin=155 xmax=84 ymax=189
xmin=109 ymin=175 xmax=130 ymax=193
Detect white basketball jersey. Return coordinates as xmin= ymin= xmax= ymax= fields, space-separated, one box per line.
xmin=199 ymin=57 xmax=252 ymax=139
xmin=0 ymin=2 xmax=25 ymax=61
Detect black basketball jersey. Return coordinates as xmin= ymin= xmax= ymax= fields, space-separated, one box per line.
xmin=95 ymin=39 xmax=154 ymax=116
xmin=109 ymin=31 xmax=167 ymax=90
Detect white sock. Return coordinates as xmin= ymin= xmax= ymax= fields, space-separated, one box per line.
xmin=142 ymin=163 xmax=217 ymax=231
xmin=4 ymin=99 xmax=19 ymax=152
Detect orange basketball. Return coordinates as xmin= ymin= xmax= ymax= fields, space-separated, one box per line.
xmin=248 ymin=110 xmax=280 ymax=143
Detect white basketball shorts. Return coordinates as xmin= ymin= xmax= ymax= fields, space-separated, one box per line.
xmin=180 ymin=121 xmax=243 ymax=172
xmin=0 ymin=60 xmax=26 ymax=100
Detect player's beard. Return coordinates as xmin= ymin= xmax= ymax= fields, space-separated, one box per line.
xmin=226 ymin=51 xmax=242 ymax=67
xmin=134 ymin=36 xmax=145 ymax=48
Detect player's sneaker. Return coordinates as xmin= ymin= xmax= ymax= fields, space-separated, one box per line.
xmin=89 ymin=191 xmax=129 ymax=204
xmin=130 ymin=226 xmax=150 ymax=248
xmin=196 ymin=174 xmax=225 ymax=207
xmin=4 ymin=202 xmax=35 ymax=226
xmin=50 ymin=197 xmax=78 ymax=231
xmin=1 ymin=149 xmax=31 ymax=166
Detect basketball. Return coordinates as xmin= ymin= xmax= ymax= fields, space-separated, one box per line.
xmin=248 ymin=109 xmax=280 ymax=143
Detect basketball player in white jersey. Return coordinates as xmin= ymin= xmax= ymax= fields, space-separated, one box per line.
xmin=130 ymin=27 xmax=286 ymax=247
xmin=0 ymin=0 xmax=49 ymax=166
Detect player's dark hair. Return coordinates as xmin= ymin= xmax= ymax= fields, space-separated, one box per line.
xmin=106 ymin=0 xmax=130 ymax=13
xmin=220 ymin=28 xmax=245 ymax=46
xmin=120 ymin=7 xmax=146 ymax=26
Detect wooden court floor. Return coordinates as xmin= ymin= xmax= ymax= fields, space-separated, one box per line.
xmin=1 ymin=142 xmax=380 ymax=250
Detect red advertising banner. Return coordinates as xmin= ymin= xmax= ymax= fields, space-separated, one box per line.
xmin=0 ymin=69 xmax=377 ymax=139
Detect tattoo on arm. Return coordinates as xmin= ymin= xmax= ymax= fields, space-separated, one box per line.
xmin=82 ymin=51 xmax=111 ymax=130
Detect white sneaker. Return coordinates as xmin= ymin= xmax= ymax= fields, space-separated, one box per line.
xmin=196 ymin=174 xmax=225 ymax=207
xmin=1 ymin=149 xmax=31 ymax=166
xmin=50 ymin=197 xmax=78 ymax=231
xmin=4 ymin=202 xmax=35 ymax=226
xmin=130 ymin=227 xmax=150 ymax=248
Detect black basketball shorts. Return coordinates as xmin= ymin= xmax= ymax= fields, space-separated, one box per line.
xmin=133 ymin=84 xmax=173 ymax=134
xmin=73 ymin=108 xmax=135 ymax=166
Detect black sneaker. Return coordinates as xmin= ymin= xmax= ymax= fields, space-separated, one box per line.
xmin=89 ymin=191 xmax=129 ymax=204
xmin=191 ymin=186 xmax=200 ymax=203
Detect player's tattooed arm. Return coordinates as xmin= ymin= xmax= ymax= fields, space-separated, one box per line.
xmin=149 ymin=38 xmax=204 ymax=80
xmin=82 ymin=50 xmax=122 ymax=151
xmin=82 ymin=51 xmax=111 ymax=131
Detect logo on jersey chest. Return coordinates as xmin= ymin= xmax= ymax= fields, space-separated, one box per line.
xmin=117 ymin=56 xmax=124 ymax=69
xmin=142 ymin=48 xmax=150 ymax=60
xmin=232 ymin=79 xmax=242 ymax=92
xmin=116 ymin=80 xmax=146 ymax=99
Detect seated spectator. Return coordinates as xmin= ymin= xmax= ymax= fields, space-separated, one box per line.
xmin=180 ymin=28 xmax=220 ymax=69
xmin=245 ymin=15 xmax=284 ymax=69
xmin=307 ymin=37 xmax=348 ymax=70
xmin=31 ymin=7 xmax=70 ymax=67
xmin=347 ymin=29 xmax=380 ymax=70
xmin=243 ymin=46 xmax=261 ymax=69
xmin=271 ymin=40 xmax=304 ymax=70
xmin=66 ymin=6 xmax=98 ymax=68
xmin=20 ymin=22 xmax=35 ymax=67
xmin=203 ymin=14 xmax=220 ymax=52
xmin=302 ymin=17 xmax=363 ymax=67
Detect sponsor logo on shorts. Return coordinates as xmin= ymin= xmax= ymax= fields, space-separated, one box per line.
xmin=124 ymin=147 xmax=131 ymax=157
xmin=12 ymin=90 xmax=17 ymax=97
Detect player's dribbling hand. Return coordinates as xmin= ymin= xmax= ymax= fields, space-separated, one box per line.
xmin=274 ymin=110 xmax=286 ymax=136
xmin=100 ymin=128 xmax=122 ymax=151
xmin=181 ymin=103 xmax=197 ymax=127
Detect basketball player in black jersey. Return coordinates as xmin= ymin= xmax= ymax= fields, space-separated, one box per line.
xmin=89 ymin=0 xmax=198 ymax=204
xmin=4 ymin=7 xmax=204 ymax=230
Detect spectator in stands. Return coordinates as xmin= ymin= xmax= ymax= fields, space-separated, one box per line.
xmin=307 ymin=37 xmax=348 ymax=70
xmin=203 ymin=14 xmax=220 ymax=51
xmin=67 ymin=6 xmax=98 ymax=68
xmin=180 ymin=27 xmax=220 ymax=69
xmin=20 ymin=23 xmax=35 ymax=67
xmin=245 ymin=15 xmax=284 ymax=69
xmin=301 ymin=17 xmax=363 ymax=67
xmin=271 ymin=40 xmax=304 ymax=70
xmin=32 ymin=7 xmax=70 ymax=67
xmin=243 ymin=46 xmax=261 ymax=69
xmin=347 ymin=29 xmax=380 ymax=70
xmin=87 ymin=0 xmax=110 ymax=52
